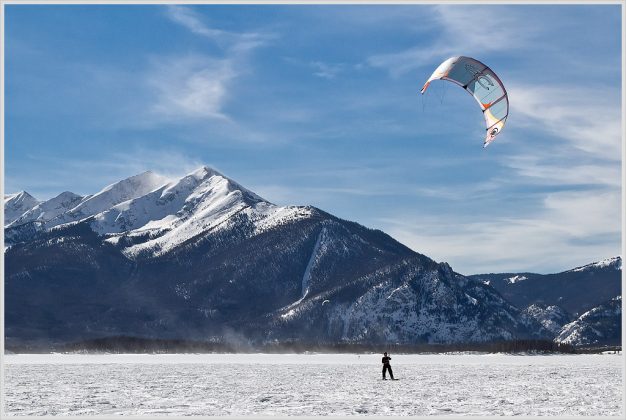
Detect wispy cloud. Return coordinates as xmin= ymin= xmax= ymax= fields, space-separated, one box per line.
xmin=146 ymin=5 xmax=273 ymax=123
xmin=505 ymin=154 xmax=620 ymax=188
xmin=380 ymin=189 xmax=620 ymax=274
xmin=282 ymin=57 xmax=348 ymax=81
xmin=310 ymin=61 xmax=345 ymax=80
xmin=148 ymin=54 xmax=235 ymax=121
xmin=368 ymin=5 xmax=538 ymax=76
xmin=508 ymin=83 xmax=622 ymax=161
xmin=164 ymin=5 xmax=273 ymax=54
xmin=165 ymin=5 xmax=226 ymax=40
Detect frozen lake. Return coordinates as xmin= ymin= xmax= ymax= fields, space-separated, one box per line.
xmin=4 ymin=353 xmax=623 ymax=416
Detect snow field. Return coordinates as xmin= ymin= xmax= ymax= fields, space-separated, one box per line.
xmin=4 ymin=353 xmax=623 ymax=416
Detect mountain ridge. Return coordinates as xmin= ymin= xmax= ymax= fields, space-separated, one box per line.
xmin=469 ymin=257 xmax=621 ymax=317
xmin=4 ymin=167 xmax=621 ymax=348
xmin=4 ymin=191 xmax=40 ymax=225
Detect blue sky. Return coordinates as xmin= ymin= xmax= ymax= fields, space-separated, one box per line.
xmin=4 ymin=4 xmax=622 ymax=274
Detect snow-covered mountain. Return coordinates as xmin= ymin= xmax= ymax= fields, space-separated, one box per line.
xmin=522 ymin=304 xmax=571 ymax=335
xmin=94 ymin=167 xmax=275 ymax=258
xmin=5 ymin=168 xmax=285 ymax=255
xmin=42 ymin=171 xmax=170 ymax=230
xmin=2 ymin=167 xmax=594 ymax=348
xmin=470 ymin=257 xmax=622 ymax=317
xmin=555 ymin=296 xmax=621 ymax=346
xmin=566 ymin=256 xmax=622 ymax=273
xmin=274 ymin=259 xmax=544 ymax=344
xmin=9 ymin=191 xmax=84 ymax=227
xmin=4 ymin=191 xmax=39 ymax=225
xmin=4 ymin=171 xmax=170 ymax=233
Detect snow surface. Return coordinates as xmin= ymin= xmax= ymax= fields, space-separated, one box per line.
xmin=4 ymin=353 xmax=622 ymax=416
xmin=506 ymin=275 xmax=527 ymax=284
xmin=4 ymin=191 xmax=40 ymax=225
xmin=88 ymin=167 xmax=297 ymax=259
xmin=43 ymin=171 xmax=169 ymax=230
xmin=568 ymin=256 xmax=622 ymax=272
xmin=8 ymin=191 xmax=83 ymax=228
xmin=555 ymin=296 xmax=622 ymax=345
xmin=117 ymin=169 xmax=259 ymax=258
xmin=523 ymin=304 xmax=569 ymax=335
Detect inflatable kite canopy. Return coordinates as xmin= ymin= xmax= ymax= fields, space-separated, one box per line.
xmin=421 ymin=56 xmax=509 ymax=148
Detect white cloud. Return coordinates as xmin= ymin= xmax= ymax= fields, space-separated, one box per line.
xmin=164 ymin=5 xmax=273 ymax=54
xmin=148 ymin=55 xmax=235 ymax=121
xmin=507 ymin=83 xmax=622 ymax=161
xmin=380 ymin=189 xmax=620 ymax=274
xmin=505 ymin=154 xmax=621 ymax=188
xmin=146 ymin=6 xmax=274 ymax=123
xmin=165 ymin=5 xmax=226 ymax=40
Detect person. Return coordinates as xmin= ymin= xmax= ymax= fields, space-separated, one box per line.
xmin=381 ymin=352 xmax=394 ymax=380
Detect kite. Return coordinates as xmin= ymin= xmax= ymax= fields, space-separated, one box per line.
xmin=421 ymin=56 xmax=509 ymax=147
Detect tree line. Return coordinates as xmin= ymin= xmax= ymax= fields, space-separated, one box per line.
xmin=29 ymin=336 xmax=590 ymax=354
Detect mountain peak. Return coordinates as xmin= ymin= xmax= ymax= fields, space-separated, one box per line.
xmin=5 ymin=190 xmax=37 ymax=202
xmin=178 ymin=166 xmax=267 ymax=205
xmin=4 ymin=190 xmax=40 ymax=225
xmin=100 ymin=171 xmax=169 ymax=193
xmin=29 ymin=171 xmax=170 ymax=231
xmin=7 ymin=190 xmax=85 ymax=228
xmin=87 ymin=165 xmax=268 ymax=243
xmin=188 ymin=166 xmax=222 ymax=181
xmin=57 ymin=191 xmax=82 ymax=199
xmin=91 ymin=171 xmax=169 ymax=200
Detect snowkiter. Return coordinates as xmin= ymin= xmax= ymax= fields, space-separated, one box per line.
xmin=382 ymin=352 xmax=394 ymax=380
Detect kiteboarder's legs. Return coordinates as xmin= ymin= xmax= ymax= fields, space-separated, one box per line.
xmin=382 ymin=365 xmax=394 ymax=380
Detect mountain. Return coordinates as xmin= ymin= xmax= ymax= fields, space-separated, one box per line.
xmin=4 ymin=191 xmax=39 ymax=225
xmin=92 ymin=166 xmax=267 ymax=256
xmin=554 ymin=296 xmax=622 ymax=347
xmin=37 ymin=171 xmax=169 ymax=231
xmin=469 ymin=256 xmax=621 ymax=316
xmin=8 ymin=191 xmax=84 ymax=228
xmin=4 ymin=172 xmax=170 ymax=248
xmin=5 ymin=167 xmax=549 ymax=348
xmin=522 ymin=304 xmax=571 ymax=335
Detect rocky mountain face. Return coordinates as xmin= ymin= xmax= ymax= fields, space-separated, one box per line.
xmin=472 ymin=258 xmax=622 ymax=347
xmin=469 ymin=257 xmax=622 ymax=317
xmin=4 ymin=191 xmax=40 ymax=225
xmin=522 ymin=304 xmax=571 ymax=336
xmin=8 ymin=191 xmax=84 ymax=228
xmin=5 ymin=167 xmax=550 ymax=348
xmin=554 ymin=296 xmax=622 ymax=347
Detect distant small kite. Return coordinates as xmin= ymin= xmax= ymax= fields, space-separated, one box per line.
xmin=421 ymin=56 xmax=509 ymax=148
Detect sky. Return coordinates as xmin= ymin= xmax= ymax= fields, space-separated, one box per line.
xmin=4 ymin=3 xmax=622 ymax=275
